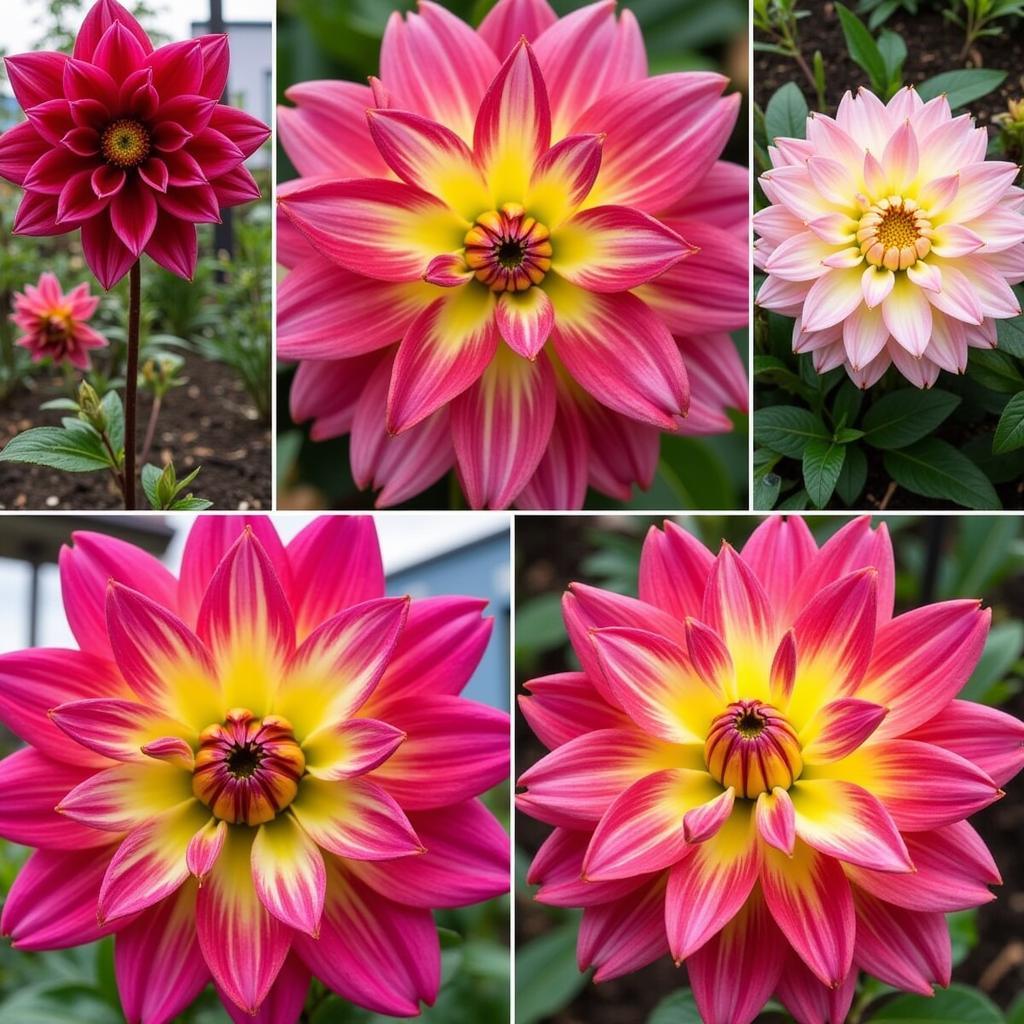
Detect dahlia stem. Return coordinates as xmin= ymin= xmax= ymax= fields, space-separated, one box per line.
xmin=124 ymin=261 xmax=141 ymax=510
xmin=140 ymin=393 xmax=161 ymax=467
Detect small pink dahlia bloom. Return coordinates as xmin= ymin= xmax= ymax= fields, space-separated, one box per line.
xmin=755 ymin=86 xmax=1024 ymax=388
xmin=518 ymin=516 xmax=1024 ymax=1024
xmin=278 ymin=0 xmax=748 ymax=510
xmin=0 ymin=516 xmax=509 ymax=1023
xmin=11 ymin=271 xmax=108 ymax=369
xmin=0 ymin=0 xmax=270 ymax=290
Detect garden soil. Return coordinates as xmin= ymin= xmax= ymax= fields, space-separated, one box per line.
xmin=0 ymin=353 xmax=270 ymax=511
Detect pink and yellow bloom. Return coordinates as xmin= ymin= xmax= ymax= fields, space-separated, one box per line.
xmin=756 ymin=86 xmax=1024 ymax=388
xmin=0 ymin=0 xmax=270 ymax=289
xmin=0 ymin=516 xmax=509 ymax=1022
xmin=11 ymin=271 xmax=108 ymax=369
xmin=518 ymin=516 xmax=1024 ymax=1024
xmin=278 ymin=0 xmax=748 ymax=510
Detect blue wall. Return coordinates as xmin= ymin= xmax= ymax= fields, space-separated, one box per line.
xmin=386 ymin=531 xmax=510 ymax=710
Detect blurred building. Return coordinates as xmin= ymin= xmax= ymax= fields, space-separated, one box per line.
xmin=191 ymin=19 xmax=271 ymax=169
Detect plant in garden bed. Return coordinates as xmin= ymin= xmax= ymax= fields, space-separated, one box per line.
xmin=945 ymin=0 xmax=1024 ymax=61
xmin=516 ymin=515 xmax=1024 ymax=1024
xmin=0 ymin=0 xmax=269 ymax=508
xmin=0 ymin=516 xmax=511 ymax=1022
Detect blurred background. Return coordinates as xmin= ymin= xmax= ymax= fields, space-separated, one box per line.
xmin=275 ymin=0 xmax=750 ymax=512
xmin=0 ymin=512 xmax=511 ymax=1023
xmin=515 ymin=514 xmax=1024 ymax=1024
xmin=0 ymin=1 xmax=273 ymax=511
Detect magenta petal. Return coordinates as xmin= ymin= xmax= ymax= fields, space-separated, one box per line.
xmin=211 ymin=164 xmax=262 ymax=208
xmin=0 ymin=120 xmax=50 ymax=186
xmin=209 ymin=104 xmax=271 ymax=158
xmin=220 ymin=954 xmax=309 ymax=1024
xmin=57 ymin=169 xmax=109 ymax=225
xmin=5 ymin=51 xmax=69 ymax=109
xmin=12 ymin=192 xmax=68 ymax=236
xmin=81 ymin=214 xmax=137 ymax=289
xmin=63 ymin=57 xmax=118 ymax=108
xmin=75 ymin=0 xmax=153 ymax=61
xmin=92 ymin=21 xmax=148 ymax=84
xmin=577 ymin=877 xmax=668 ymax=982
xmin=143 ymin=211 xmax=198 ymax=281
xmin=157 ymin=183 xmax=221 ymax=224
xmin=478 ymin=0 xmax=557 ymax=58
xmin=145 ymin=38 xmax=204 ymax=96
xmin=638 ymin=520 xmax=714 ymax=622
xmin=519 ymin=671 xmax=630 ymax=750
xmin=185 ymin=127 xmax=245 ymax=178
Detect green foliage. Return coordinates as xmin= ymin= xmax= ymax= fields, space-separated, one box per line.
xmin=916 ymin=68 xmax=1008 ymax=109
xmin=944 ymin=0 xmax=1024 ymax=59
xmin=856 ymin=0 xmax=919 ymax=30
xmin=514 ymin=918 xmax=588 ymax=1024
xmin=647 ymin=989 xmax=702 ymax=1024
xmin=836 ymin=3 xmax=904 ymax=98
xmin=764 ymin=82 xmax=808 ymax=143
xmin=867 ymin=984 xmax=1003 ymax=1023
xmin=141 ymin=462 xmax=212 ymax=511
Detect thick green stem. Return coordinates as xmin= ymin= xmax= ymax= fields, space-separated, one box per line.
xmin=124 ymin=261 xmax=141 ymax=510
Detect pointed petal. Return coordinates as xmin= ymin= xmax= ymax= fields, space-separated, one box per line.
xmin=756 ymin=787 xmax=796 ymax=855
xmin=302 ymin=717 xmax=405 ymax=781
xmin=519 ymin=672 xmax=629 ymax=750
xmin=187 ymin=817 xmax=227 ymax=879
xmin=683 ymin=786 xmax=736 ymax=844
xmin=800 ymin=697 xmax=887 ymax=763
xmin=50 ymin=697 xmax=192 ymax=763
xmin=638 ymin=521 xmax=713 ymax=621
xmin=495 ymin=285 xmax=554 ymax=360
xmin=741 ymin=516 xmax=817 ymax=615
xmin=479 ymin=0 xmax=557 ymax=58
xmin=578 ymin=876 xmax=668 ymax=981
xmin=527 ymin=133 xmax=604 ymax=227
xmin=220 ymin=953 xmax=309 ymax=1024
xmin=251 ymin=813 xmax=326 ymax=937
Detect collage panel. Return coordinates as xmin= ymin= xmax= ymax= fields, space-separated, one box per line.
xmin=753 ymin=1 xmax=1024 ymax=513
xmin=0 ymin=511 xmax=511 ymax=1022
xmin=0 ymin=0 xmax=273 ymax=511
xmin=275 ymin=0 xmax=750 ymax=512
xmin=516 ymin=514 xmax=1024 ymax=1023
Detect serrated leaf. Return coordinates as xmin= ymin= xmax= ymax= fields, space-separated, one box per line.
xmin=994 ymin=392 xmax=1024 ymax=453
xmin=754 ymin=406 xmax=829 ymax=458
xmin=0 ymin=426 xmax=112 ymax=473
xmin=803 ymin=438 xmax=846 ymax=508
xmin=867 ymin=983 xmax=1002 ymax=1023
xmin=883 ymin=438 xmax=1000 ymax=510
xmin=917 ymin=69 xmax=1008 ymax=109
xmin=862 ymin=389 xmax=961 ymax=449
xmin=765 ymin=82 xmax=808 ymax=143
xmin=836 ymin=444 xmax=868 ymax=505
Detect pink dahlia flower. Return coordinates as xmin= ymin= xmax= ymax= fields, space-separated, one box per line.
xmin=518 ymin=516 xmax=1024 ymax=1024
xmin=278 ymin=0 xmax=748 ymax=510
xmin=0 ymin=516 xmax=509 ymax=1023
xmin=0 ymin=0 xmax=270 ymax=290
xmin=11 ymin=271 xmax=108 ymax=369
xmin=756 ymin=86 xmax=1024 ymax=388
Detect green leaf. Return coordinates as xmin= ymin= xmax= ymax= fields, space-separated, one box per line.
xmin=917 ymin=69 xmax=1008 ymax=109
xmin=834 ymin=427 xmax=865 ymax=443
xmin=777 ymin=487 xmax=810 ymax=510
xmin=170 ymin=497 xmax=214 ymax=510
xmin=648 ymin=989 xmax=702 ymax=1024
xmin=141 ymin=463 xmax=163 ymax=509
xmin=832 ymin=380 xmax=864 ymax=430
xmin=765 ymin=82 xmax=808 ymax=143
xmin=1006 ymin=992 xmax=1024 ymax=1024
xmin=100 ymin=390 xmax=124 ymax=454
xmin=876 ymin=29 xmax=906 ymax=89
xmin=862 ymin=389 xmax=961 ymax=449
xmin=867 ymin=983 xmax=1002 ymax=1023
xmin=803 ymin=438 xmax=846 ymax=508
xmin=515 ymin=921 xmax=589 ymax=1024
xmin=515 ymin=594 xmax=567 ymax=655
xmin=754 ymin=406 xmax=829 ymax=458
xmin=969 ymin=349 xmax=1024 ymax=393
xmin=996 ymin=311 xmax=1024 ymax=357
xmin=0 ymin=426 xmax=112 ymax=473
xmin=836 ymin=444 xmax=868 ymax=505
xmin=836 ymin=3 xmax=887 ymax=91
xmin=38 ymin=398 xmax=81 ymax=411
xmin=994 ymin=392 xmax=1024 ymax=453
xmin=948 ymin=910 xmax=978 ymax=967
xmin=960 ymin=621 xmax=1024 ymax=704
xmin=883 ymin=439 xmax=1000 ymax=510
xmin=753 ymin=471 xmax=782 ymax=510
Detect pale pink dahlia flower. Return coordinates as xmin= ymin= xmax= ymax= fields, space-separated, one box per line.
xmin=11 ymin=271 xmax=108 ymax=369
xmin=278 ymin=0 xmax=748 ymax=510
xmin=0 ymin=516 xmax=509 ymax=1023
xmin=0 ymin=0 xmax=270 ymax=290
xmin=518 ymin=516 xmax=1024 ymax=1024
xmin=755 ymin=86 xmax=1024 ymax=388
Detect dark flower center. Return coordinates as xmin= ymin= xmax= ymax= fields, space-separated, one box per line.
xmin=464 ymin=203 xmax=552 ymax=292
xmin=100 ymin=119 xmax=151 ymax=168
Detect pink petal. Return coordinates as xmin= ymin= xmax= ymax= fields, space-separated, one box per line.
xmin=882 ymin=275 xmax=933 ymax=356
xmin=741 ymin=515 xmax=817 ymax=615
xmin=144 ymin=38 xmax=203 ymax=97
xmin=209 ymin=104 xmax=270 ymax=159
xmin=577 ymin=876 xmax=668 ymax=982
xmin=74 ymin=0 xmax=153 ymax=61
xmin=195 ymin=33 xmax=229 ymax=99
xmin=50 ymin=697 xmax=190 ymax=763
xmin=187 ymin=817 xmax=226 ymax=879
xmin=251 ymin=813 xmax=326 ymax=936
xmin=211 ymin=163 xmax=261 ymax=208
xmin=666 ymin=809 xmax=761 ymax=961
xmin=387 ymin=289 xmax=498 ymax=433
xmin=303 ymin=717 xmax=406 ymax=781
xmin=220 ymin=953 xmax=309 ymax=1024
xmin=776 ymin=951 xmax=857 ymax=1024
xmin=0 ymin=647 xmax=122 ymax=766
xmin=756 ymin=787 xmax=796 ymax=855
xmin=549 ymin=283 xmax=688 ymax=430
xmin=293 ymin=860 xmax=439 ymax=1016
xmin=800 ymin=697 xmax=887 ymax=763
xmin=351 ymin=798 xmax=510 ymax=908
xmin=905 ymin=698 xmax=1024 ymax=787
xmin=91 ymin=20 xmax=148 ymax=83
xmin=515 ymin=383 xmax=590 ymax=510
xmin=452 ymin=345 xmax=556 ymax=509
xmin=526 ymin=133 xmax=604 ymax=226
xmin=638 ymin=521 xmax=715 ymax=621
xmin=1 ymin=845 xmax=119 ymax=951
xmin=366 ymin=695 xmax=509 ymax=810
xmin=81 ymin=214 xmax=137 ymax=289
xmin=573 ymin=73 xmax=738 ymax=213
xmin=478 ymin=0 xmax=557 ymax=58
xmin=688 ymin=895 xmax=787 ymax=1024
xmin=860 ymin=600 xmax=990 ymax=737
xmin=495 ymin=286 xmax=554 ymax=360
xmin=801 ymin=267 xmax=866 ymax=332
xmin=519 ymin=672 xmax=629 ymax=750
xmin=852 ymin=889 xmax=951 ymax=995
xmin=5 ymin=51 xmax=68 ymax=109
xmin=143 ymin=211 xmax=198 ymax=281
xmin=701 ymin=543 xmax=774 ymax=665
xmin=0 ymin=120 xmax=50 ymax=186
xmin=289 ymin=353 xmax=378 ymax=438
xmin=423 ymin=252 xmax=474 ymax=287
xmin=666 ymin=159 xmax=748 ymax=231
xmin=761 ymin=842 xmax=854 ymax=987
xmin=115 ymin=883 xmax=210 ymax=1024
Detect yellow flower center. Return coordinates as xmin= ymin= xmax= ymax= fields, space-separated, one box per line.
xmin=463 ymin=202 xmax=552 ymax=292
xmin=100 ymin=118 xmax=151 ymax=168
xmin=856 ymin=196 xmax=933 ymax=271
xmin=192 ymin=708 xmax=305 ymax=826
xmin=704 ymin=700 xmax=803 ymax=798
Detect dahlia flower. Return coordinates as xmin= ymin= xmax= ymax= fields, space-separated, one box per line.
xmin=518 ymin=516 xmax=1024 ymax=1024
xmin=278 ymin=0 xmax=748 ymax=510
xmin=0 ymin=516 xmax=509 ymax=1023
xmin=755 ymin=85 xmax=1024 ymax=388
xmin=0 ymin=0 xmax=270 ymax=289
xmin=11 ymin=271 xmax=107 ymax=369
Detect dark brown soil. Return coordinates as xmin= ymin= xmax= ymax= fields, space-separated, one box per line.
xmin=754 ymin=1 xmax=1024 ymax=121
xmin=0 ymin=354 xmax=270 ymax=511
xmin=515 ymin=517 xmax=1024 ymax=1021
